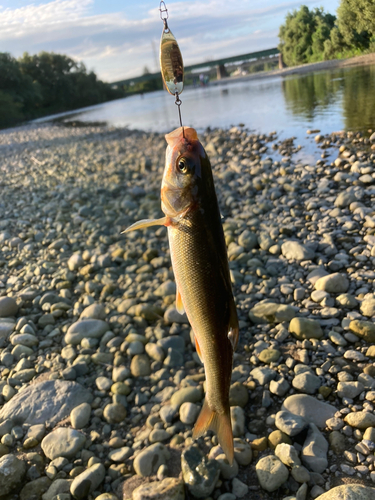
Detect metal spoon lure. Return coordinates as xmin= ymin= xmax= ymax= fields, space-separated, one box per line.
xmin=159 ymin=1 xmax=184 ymax=134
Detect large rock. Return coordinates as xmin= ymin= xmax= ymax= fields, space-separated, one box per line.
xmin=315 ymin=485 xmax=375 ymax=500
xmin=282 ymin=395 xmax=336 ymax=429
xmin=0 ymin=454 xmax=26 ymax=495
xmin=64 ymin=319 xmax=109 ymax=345
xmin=133 ymin=478 xmax=185 ymax=500
xmin=314 ymin=273 xmax=349 ymax=293
xmin=41 ymin=427 xmax=86 ymax=460
xmin=289 ymin=317 xmax=323 ymax=340
xmin=249 ymin=301 xmax=296 ymax=324
xmin=256 ymin=455 xmax=289 ymax=492
xmin=181 ymin=446 xmax=219 ymax=498
xmin=281 ymin=241 xmax=315 ymax=260
xmin=0 ymin=380 xmax=93 ymax=426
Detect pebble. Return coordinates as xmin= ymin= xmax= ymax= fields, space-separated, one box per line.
xmin=0 ymin=296 xmax=18 ymax=317
xmin=0 ymin=454 xmax=26 ymax=495
xmin=64 ymin=319 xmax=109 ymax=344
xmin=275 ymin=411 xmax=308 ymax=436
xmin=256 ymin=455 xmax=289 ymax=492
xmin=233 ymin=439 xmax=253 ymax=465
xmin=70 ymin=402 xmax=91 ymax=429
xmin=130 ymin=354 xmax=151 ymax=377
xmin=281 ymin=240 xmax=315 ymax=260
xmin=70 ymin=463 xmax=105 ymax=499
xmin=337 ymin=381 xmax=365 ymax=399
xmin=179 ymin=402 xmax=200 ymax=425
xmin=301 ymin=424 xmax=328 ymax=473
xmin=282 ymin=395 xmax=336 ymax=428
xmin=133 ymin=443 xmax=170 ymax=477
xmin=349 ymin=320 xmax=375 ymax=343
xmin=314 ymin=485 xmax=375 ymax=499
xmin=132 ymin=478 xmax=184 ymax=500
xmin=41 ymin=427 xmax=86 ymax=460
xmin=232 ymin=477 xmax=249 ymax=498
xmin=103 ymin=403 xmax=127 ymax=423
xmin=344 ymin=411 xmax=375 ymax=429
xmin=292 ymin=372 xmax=321 ymax=394
xmin=249 ymin=301 xmax=296 ymax=324
xmin=275 ymin=443 xmax=301 ymax=467
xmin=2 ymin=123 xmax=375 ymax=499
xmin=289 ymin=317 xmax=323 ymax=340
xmin=314 ymin=273 xmax=349 ymax=293
xmin=215 ymin=454 xmax=239 ymax=479
xmin=170 ymin=387 xmax=203 ymax=407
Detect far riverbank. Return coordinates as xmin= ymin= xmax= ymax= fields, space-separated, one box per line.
xmin=210 ymin=52 xmax=375 ymax=87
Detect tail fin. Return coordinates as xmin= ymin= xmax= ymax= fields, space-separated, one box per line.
xmin=192 ymin=399 xmax=234 ymax=465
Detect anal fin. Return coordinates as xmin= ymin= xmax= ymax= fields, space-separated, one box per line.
xmin=122 ymin=216 xmax=167 ymax=233
xmin=194 ymin=335 xmax=203 ymax=363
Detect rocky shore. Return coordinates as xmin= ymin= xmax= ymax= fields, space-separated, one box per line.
xmin=1 ymin=122 xmax=375 ymax=500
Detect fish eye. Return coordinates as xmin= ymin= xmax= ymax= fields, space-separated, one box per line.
xmin=177 ymin=157 xmax=189 ymax=174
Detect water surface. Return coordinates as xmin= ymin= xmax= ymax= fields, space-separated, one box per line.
xmin=36 ymin=63 xmax=375 ymax=162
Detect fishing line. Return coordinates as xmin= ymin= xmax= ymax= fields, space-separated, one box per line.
xmin=159 ymin=1 xmax=185 ymax=138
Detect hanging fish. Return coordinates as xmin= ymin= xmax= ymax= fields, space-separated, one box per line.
xmin=125 ymin=126 xmax=239 ymax=464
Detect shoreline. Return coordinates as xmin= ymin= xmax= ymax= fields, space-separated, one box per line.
xmin=209 ymin=51 xmax=375 ymax=87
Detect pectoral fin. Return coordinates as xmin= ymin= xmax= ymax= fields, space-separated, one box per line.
xmin=176 ymin=288 xmax=185 ymax=314
xmin=122 ymin=217 xmax=167 ymax=233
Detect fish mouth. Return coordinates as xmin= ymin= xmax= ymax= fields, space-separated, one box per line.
xmin=165 ymin=126 xmax=198 ymax=147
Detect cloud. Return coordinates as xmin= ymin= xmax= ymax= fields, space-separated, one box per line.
xmin=0 ymin=0 xmax=338 ymax=81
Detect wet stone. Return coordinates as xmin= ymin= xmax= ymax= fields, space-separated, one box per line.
xmin=181 ymin=445 xmax=220 ymax=498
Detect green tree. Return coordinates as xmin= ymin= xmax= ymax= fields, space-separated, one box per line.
xmin=337 ymin=0 xmax=374 ymax=48
xmin=0 ymin=52 xmax=41 ymax=118
xmin=279 ymin=6 xmax=336 ymax=66
xmin=0 ymin=91 xmax=24 ymax=128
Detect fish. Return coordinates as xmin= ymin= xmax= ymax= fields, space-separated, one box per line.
xmin=125 ymin=126 xmax=239 ymax=464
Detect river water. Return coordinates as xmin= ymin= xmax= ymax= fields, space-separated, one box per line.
xmin=37 ymin=63 xmax=375 ymax=162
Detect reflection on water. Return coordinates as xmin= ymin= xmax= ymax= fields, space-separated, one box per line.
xmin=283 ymin=71 xmax=343 ymax=121
xmin=283 ymin=64 xmax=375 ymax=132
xmin=39 ymin=64 xmax=375 ymax=144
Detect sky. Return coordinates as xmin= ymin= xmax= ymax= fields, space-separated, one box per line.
xmin=0 ymin=0 xmax=340 ymax=83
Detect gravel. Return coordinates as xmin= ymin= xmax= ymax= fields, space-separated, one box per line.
xmin=1 ymin=122 xmax=375 ymax=499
